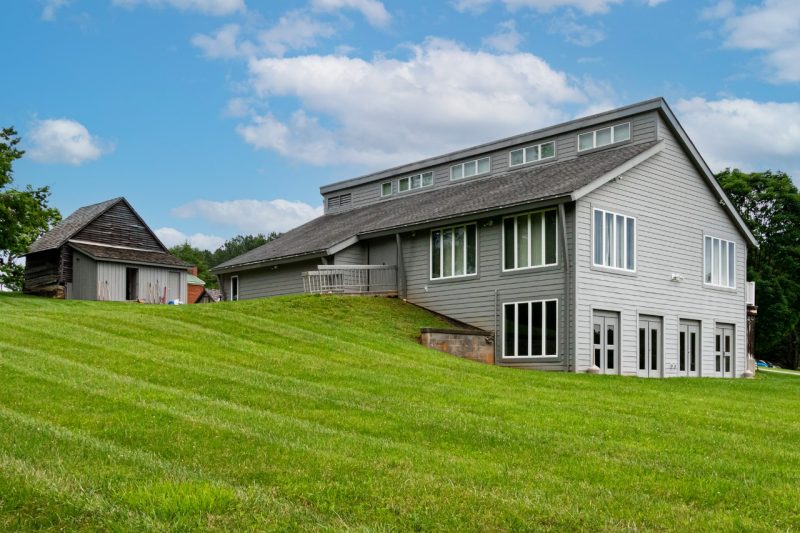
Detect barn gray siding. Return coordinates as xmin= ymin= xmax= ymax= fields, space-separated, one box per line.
xmin=72 ymin=202 xmax=163 ymax=251
xmin=71 ymin=251 xmax=97 ymax=300
xmin=401 ymin=207 xmax=575 ymax=370
xmin=94 ymin=262 xmax=187 ymax=303
xmin=323 ymin=111 xmax=659 ymax=212
xmin=221 ymin=259 xmax=323 ymax=300
xmin=573 ymin=114 xmax=748 ymax=377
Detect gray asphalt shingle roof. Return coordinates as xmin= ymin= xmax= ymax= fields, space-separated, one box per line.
xmin=28 ymin=197 xmax=122 ymax=254
xmin=213 ymin=141 xmax=657 ymax=272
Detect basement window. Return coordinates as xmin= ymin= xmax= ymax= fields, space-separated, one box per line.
xmin=503 ymin=299 xmax=558 ymax=357
xmin=578 ymin=123 xmax=631 ymax=152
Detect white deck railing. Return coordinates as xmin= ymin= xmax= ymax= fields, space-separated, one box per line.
xmin=746 ymin=281 xmax=756 ymax=306
xmin=302 ymin=265 xmax=397 ymax=295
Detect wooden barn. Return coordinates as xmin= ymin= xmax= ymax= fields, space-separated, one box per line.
xmin=24 ymin=197 xmax=189 ymax=303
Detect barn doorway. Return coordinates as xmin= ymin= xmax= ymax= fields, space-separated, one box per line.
xmin=125 ymin=268 xmax=139 ymax=301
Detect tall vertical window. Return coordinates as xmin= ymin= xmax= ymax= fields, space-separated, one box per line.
xmin=431 ymin=224 xmax=477 ymax=279
xmin=503 ymin=209 xmax=557 ymax=270
xmin=503 ymin=299 xmax=558 ymax=357
xmin=230 ymin=275 xmax=239 ymax=301
xmin=593 ymin=208 xmax=635 ymax=271
xmin=704 ymin=236 xmax=735 ymax=288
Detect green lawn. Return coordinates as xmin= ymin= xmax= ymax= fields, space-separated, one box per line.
xmin=0 ymin=294 xmax=798 ymax=531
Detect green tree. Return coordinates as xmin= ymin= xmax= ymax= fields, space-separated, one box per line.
xmin=0 ymin=127 xmax=61 ymax=291
xmin=169 ymin=242 xmax=216 ymax=288
xmin=716 ymin=169 xmax=800 ymax=369
xmin=210 ymin=233 xmax=279 ymax=267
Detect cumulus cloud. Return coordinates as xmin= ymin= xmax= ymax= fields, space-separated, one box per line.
xmin=191 ymin=24 xmax=244 ymax=58
xmin=675 ymin=97 xmax=800 ymax=175
xmin=483 ymin=20 xmax=524 ymax=52
xmin=236 ymin=38 xmax=594 ymax=167
xmin=155 ymin=227 xmax=226 ymax=250
xmin=41 ymin=0 xmax=69 ymax=21
xmin=548 ymin=10 xmax=605 ymax=46
xmin=706 ymin=0 xmax=800 ymax=83
xmin=171 ymin=199 xmax=323 ymax=234
xmin=112 ymin=0 xmax=245 ymax=16
xmin=27 ymin=118 xmax=112 ymax=165
xmin=310 ymin=0 xmax=391 ymax=27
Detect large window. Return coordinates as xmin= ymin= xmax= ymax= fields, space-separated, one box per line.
xmin=578 ymin=123 xmax=631 ymax=152
xmin=503 ymin=299 xmax=558 ymax=357
xmin=451 ymin=157 xmax=490 ymax=180
xmin=509 ymin=141 xmax=555 ymax=167
xmin=399 ymin=171 xmax=433 ymax=192
xmin=593 ymin=208 xmax=635 ymax=271
xmin=503 ymin=209 xmax=557 ymax=271
xmin=704 ymin=236 xmax=735 ymax=288
xmin=431 ymin=224 xmax=477 ymax=279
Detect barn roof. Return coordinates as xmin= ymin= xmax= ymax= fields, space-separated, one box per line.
xmin=28 ymin=197 xmax=122 ymax=254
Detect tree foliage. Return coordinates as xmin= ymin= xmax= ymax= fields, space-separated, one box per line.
xmin=716 ymin=169 xmax=800 ymax=368
xmin=169 ymin=232 xmax=280 ymax=289
xmin=0 ymin=127 xmax=61 ymax=291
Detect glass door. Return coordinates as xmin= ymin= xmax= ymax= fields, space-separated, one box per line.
xmin=592 ymin=311 xmax=619 ymax=374
xmin=715 ymin=324 xmax=734 ymax=377
xmin=679 ymin=320 xmax=700 ymax=377
xmin=638 ymin=316 xmax=662 ymax=378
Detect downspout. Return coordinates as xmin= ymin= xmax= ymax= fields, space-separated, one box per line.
xmin=558 ymin=203 xmax=572 ymax=372
xmin=494 ymin=288 xmax=499 ymax=363
xmin=395 ymin=233 xmax=406 ymax=299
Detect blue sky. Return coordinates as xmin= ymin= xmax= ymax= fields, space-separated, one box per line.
xmin=2 ymin=0 xmax=799 ymax=250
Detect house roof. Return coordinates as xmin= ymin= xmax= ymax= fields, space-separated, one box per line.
xmin=187 ymin=274 xmax=206 ymax=285
xmin=69 ymin=242 xmax=189 ymax=268
xmin=212 ymin=140 xmax=661 ymax=273
xmin=28 ymin=197 xmax=122 ymax=254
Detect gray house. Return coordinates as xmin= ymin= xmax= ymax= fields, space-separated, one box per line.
xmin=24 ymin=197 xmax=189 ymax=303
xmin=211 ymin=98 xmax=757 ymax=378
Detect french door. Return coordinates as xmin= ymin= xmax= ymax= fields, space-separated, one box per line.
xmin=715 ymin=324 xmax=734 ymax=377
xmin=638 ymin=316 xmax=662 ymax=377
xmin=592 ymin=311 xmax=619 ymax=374
xmin=678 ymin=320 xmax=700 ymax=377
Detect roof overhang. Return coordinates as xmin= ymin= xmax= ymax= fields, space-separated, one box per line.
xmin=210 ymin=250 xmax=328 ymax=274
xmin=69 ymin=243 xmax=189 ymax=270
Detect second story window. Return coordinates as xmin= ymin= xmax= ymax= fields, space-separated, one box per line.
xmin=704 ymin=236 xmax=735 ymax=288
xmin=509 ymin=141 xmax=555 ymax=167
xmin=381 ymin=182 xmax=392 ymax=197
xmin=593 ymin=208 xmax=635 ymax=271
xmin=578 ymin=123 xmax=631 ymax=152
xmin=431 ymin=223 xmax=477 ymax=279
xmin=503 ymin=209 xmax=557 ymax=271
xmin=399 ymin=171 xmax=433 ymax=192
xmin=451 ymin=157 xmax=490 ymax=180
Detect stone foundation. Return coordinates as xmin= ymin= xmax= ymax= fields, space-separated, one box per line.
xmin=420 ymin=328 xmax=495 ymax=364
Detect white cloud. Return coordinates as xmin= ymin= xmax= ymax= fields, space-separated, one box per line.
xmin=710 ymin=0 xmax=800 ymax=83
xmin=191 ymin=24 xmax=244 ymax=58
xmin=236 ymin=38 xmax=594 ymax=167
xmin=549 ymin=10 xmax=605 ymax=46
xmin=310 ymin=0 xmax=391 ymax=27
xmin=675 ymin=97 xmax=800 ymax=175
xmin=27 ymin=118 xmax=112 ymax=165
xmin=41 ymin=0 xmax=70 ymax=21
xmin=155 ymin=227 xmax=226 ymax=250
xmin=483 ymin=20 xmax=524 ymax=52
xmin=112 ymin=0 xmax=245 ymax=16
xmin=454 ymin=0 xmax=623 ymax=15
xmin=171 ymin=199 xmax=323 ymax=234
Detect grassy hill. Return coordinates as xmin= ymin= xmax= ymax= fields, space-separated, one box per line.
xmin=0 ymin=294 xmax=798 ymax=531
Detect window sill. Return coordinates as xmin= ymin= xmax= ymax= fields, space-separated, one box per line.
xmin=429 ymin=273 xmax=480 ymax=284
xmin=500 ymin=263 xmax=561 ymax=276
xmin=589 ymin=264 xmax=637 ymax=277
xmin=500 ymin=355 xmax=560 ymax=362
xmin=703 ymin=283 xmax=737 ymax=293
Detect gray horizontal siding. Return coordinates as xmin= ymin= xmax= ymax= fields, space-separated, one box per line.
xmin=334 ymin=244 xmax=366 ymax=265
xmin=574 ymin=114 xmax=747 ymax=377
xmin=222 ymin=259 xmax=323 ymax=300
xmin=323 ymin=111 xmax=659 ymax=212
xmin=401 ymin=208 xmax=574 ymax=370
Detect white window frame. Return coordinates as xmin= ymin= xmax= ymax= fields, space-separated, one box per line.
xmin=502 ymin=299 xmax=559 ymax=358
xmin=429 ymin=223 xmax=478 ymax=280
xmin=450 ymin=157 xmax=491 ymax=180
xmin=509 ymin=141 xmax=556 ymax=167
xmin=704 ymin=235 xmax=736 ymax=289
xmin=577 ymin=122 xmax=631 ymax=152
xmin=381 ymin=181 xmax=392 ymax=197
xmin=230 ymin=275 xmax=239 ymax=301
xmin=592 ymin=208 xmax=636 ymax=272
xmin=501 ymin=209 xmax=559 ymax=272
xmin=398 ymin=171 xmax=433 ymax=193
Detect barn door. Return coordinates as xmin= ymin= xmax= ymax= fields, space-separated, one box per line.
xmin=168 ymin=271 xmax=181 ymax=303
